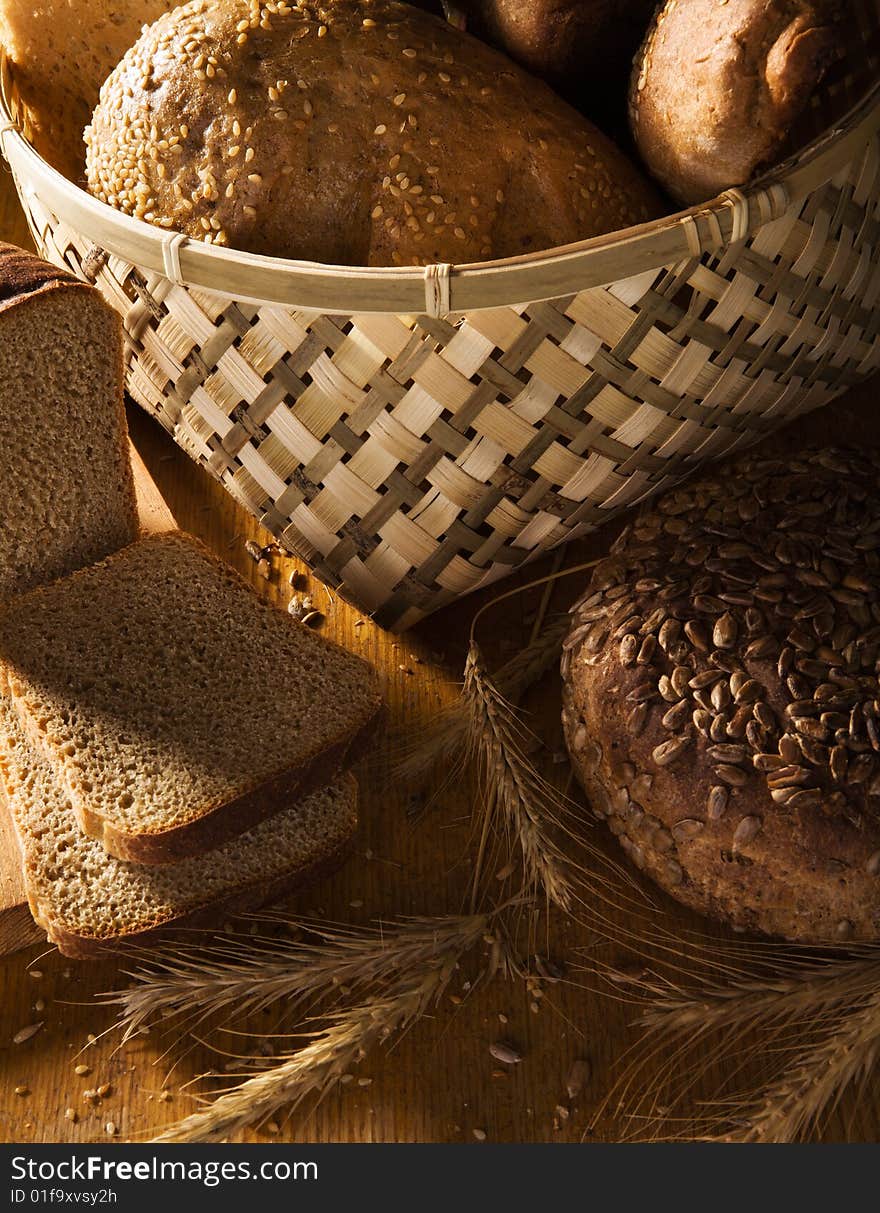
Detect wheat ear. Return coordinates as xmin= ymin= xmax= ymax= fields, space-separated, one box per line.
xmin=153 ymin=915 xmax=490 ymax=1142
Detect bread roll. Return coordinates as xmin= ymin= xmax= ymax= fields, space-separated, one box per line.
xmin=630 ymin=0 xmax=842 ymax=205
xmin=0 ymin=0 xmax=177 ymax=181
xmin=85 ymin=0 xmax=660 ymax=265
xmin=458 ymin=0 xmax=656 ymax=101
xmin=562 ymin=447 xmax=880 ymax=943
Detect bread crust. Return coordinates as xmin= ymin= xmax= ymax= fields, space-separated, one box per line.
xmin=85 ymin=0 xmax=659 ymax=265
xmin=629 ymin=0 xmax=842 ymax=204
xmin=562 ymin=448 xmax=880 ymax=943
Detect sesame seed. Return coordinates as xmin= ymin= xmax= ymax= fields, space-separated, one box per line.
xmin=362 ymin=17 xmax=376 ymax=26
xmin=228 ymin=88 xmax=237 ymax=104
xmin=245 ymin=146 xmax=255 ymax=161
xmin=374 ymin=124 xmax=387 ymax=134
xmin=393 ymin=93 xmax=406 ymax=106
xmin=248 ymin=173 xmax=262 ymax=183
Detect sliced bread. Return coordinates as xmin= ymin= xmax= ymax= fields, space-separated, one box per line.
xmin=0 ymin=530 xmax=382 ymax=864
xmin=0 ymin=243 xmax=138 ymax=600
xmin=0 ymin=698 xmax=357 ymax=959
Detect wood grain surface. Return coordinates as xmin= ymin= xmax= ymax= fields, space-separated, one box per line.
xmin=0 ymin=167 xmax=878 ymax=1145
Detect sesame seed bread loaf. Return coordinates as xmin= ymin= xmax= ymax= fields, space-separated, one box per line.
xmin=0 ymin=531 xmax=382 ymax=864
xmin=84 ymin=0 xmax=660 ymax=265
xmin=630 ymin=0 xmax=842 ymax=205
xmin=562 ymin=448 xmax=880 ymax=943
xmin=0 ymin=0 xmax=178 ymax=181
xmin=0 ymin=698 xmax=358 ymax=959
xmin=0 ymin=243 xmax=139 ymax=602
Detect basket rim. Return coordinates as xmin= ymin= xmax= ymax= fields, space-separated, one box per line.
xmin=1 ymin=45 xmax=878 ymax=316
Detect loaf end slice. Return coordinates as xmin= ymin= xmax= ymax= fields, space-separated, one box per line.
xmin=0 ymin=531 xmax=382 ymax=863
xmin=0 ymin=242 xmax=139 ymax=600
xmin=0 ymin=699 xmax=358 ymax=959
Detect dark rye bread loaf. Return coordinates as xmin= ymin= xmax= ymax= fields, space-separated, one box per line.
xmin=84 ymin=0 xmax=660 ymax=265
xmin=0 ymin=243 xmax=138 ymax=600
xmin=0 ymin=698 xmax=358 ymax=959
xmin=630 ymin=0 xmax=842 ymax=204
xmin=562 ymin=448 xmax=880 ymax=943
xmin=0 ymin=531 xmax=382 ymax=864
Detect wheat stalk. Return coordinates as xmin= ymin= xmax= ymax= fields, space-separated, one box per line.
xmin=394 ymin=615 xmax=569 ymax=783
xmin=590 ymin=946 xmax=880 ymax=1142
xmin=152 ymin=914 xmax=490 ymax=1142
xmin=724 ymin=985 xmax=880 ymax=1142
xmin=463 ymin=640 xmax=581 ymax=912
xmin=103 ymin=915 xmax=492 ymax=1042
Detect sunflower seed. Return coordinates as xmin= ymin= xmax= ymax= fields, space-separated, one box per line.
xmin=627 ymin=703 xmax=649 ymax=736
xmin=662 ymin=700 xmax=690 ymax=731
xmin=653 ymin=736 xmax=692 ymax=767
xmin=727 ymin=705 xmax=754 ymax=738
xmin=734 ymin=679 xmax=762 ymax=703
xmin=684 ymin=620 xmax=709 ymax=651
xmin=733 ymin=816 xmax=762 ymax=846
xmin=658 ymin=619 xmax=681 ymax=653
xmin=693 ymin=709 xmax=713 ymax=734
xmin=657 ymin=676 xmax=679 ymax=703
xmin=786 ymin=788 xmax=822 ymax=810
xmin=767 ymin=766 xmax=812 ymax=789
xmin=779 ymin=734 xmax=801 ymax=763
xmin=707 ymin=785 xmax=729 ymax=820
xmin=619 ymin=634 xmax=638 ymax=666
xmin=663 ymin=859 xmax=684 ymax=886
xmin=710 ymin=681 xmax=732 ymax=712
xmin=707 ymin=743 xmax=747 ymax=764
xmin=714 ymin=764 xmax=748 ymax=787
xmin=830 ymin=745 xmax=848 ymax=782
xmin=489 ymin=1042 xmax=522 ymax=1065
xmin=13 ymin=1023 xmax=43 ymax=1045
xmin=713 ymin=612 xmax=737 ymax=648
xmin=754 ymin=753 xmax=786 ymax=772
xmin=710 ymin=714 xmax=729 ymax=742
xmin=672 ymin=818 xmax=704 ymax=842
xmin=753 ymin=702 xmax=777 ymax=731
xmin=866 ymin=851 xmax=880 ymax=876
xmin=637 ymin=635 xmax=658 ymax=664
xmin=627 ymin=682 xmax=657 ymax=703
xmin=689 ymin=670 xmax=725 ymax=690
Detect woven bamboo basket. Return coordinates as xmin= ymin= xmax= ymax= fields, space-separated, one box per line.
xmin=1 ymin=9 xmax=879 ymax=630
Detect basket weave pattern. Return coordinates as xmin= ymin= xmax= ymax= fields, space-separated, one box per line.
xmin=2 ymin=22 xmax=879 ymax=628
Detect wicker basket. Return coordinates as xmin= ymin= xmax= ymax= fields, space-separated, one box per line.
xmin=1 ymin=10 xmax=879 ymax=630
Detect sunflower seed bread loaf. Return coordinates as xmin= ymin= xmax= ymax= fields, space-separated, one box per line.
xmin=630 ymin=0 xmax=842 ymax=205
xmin=0 ymin=531 xmax=382 ymax=865
xmin=0 ymin=0 xmax=178 ymax=181
xmin=84 ymin=0 xmax=659 ymax=265
xmin=562 ymin=448 xmax=880 ymax=943
xmin=0 ymin=243 xmax=138 ymax=602
xmin=0 ymin=698 xmax=357 ymax=959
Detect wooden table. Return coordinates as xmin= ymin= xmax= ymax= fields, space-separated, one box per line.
xmin=1 ymin=167 xmax=878 ymax=1145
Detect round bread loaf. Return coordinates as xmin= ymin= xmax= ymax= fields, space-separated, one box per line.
xmin=629 ymin=0 xmax=841 ymax=205
xmin=562 ymin=448 xmax=880 ymax=943
xmin=84 ymin=0 xmax=659 ymax=265
xmin=457 ymin=0 xmax=656 ymax=100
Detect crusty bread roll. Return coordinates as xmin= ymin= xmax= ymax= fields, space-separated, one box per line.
xmin=85 ymin=0 xmax=660 ymax=265
xmin=458 ymin=0 xmax=656 ymax=101
xmin=562 ymin=447 xmax=880 ymax=943
xmin=630 ymin=0 xmax=842 ymax=205
xmin=0 ymin=0 xmax=178 ymax=181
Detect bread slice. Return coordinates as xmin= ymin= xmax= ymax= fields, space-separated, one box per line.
xmin=0 ymin=699 xmax=357 ymax=959
xmin=0 ymin=243 xmax=139 ymax=600
xmin=0 ymin=0 xmax=177 ymax=181
xmin=0 ymin=531 xmax=382 ymax=864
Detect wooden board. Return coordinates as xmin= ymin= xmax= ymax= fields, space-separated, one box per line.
xmin=1 ymin=173 xmax=879 ymax=1146
xmin=0 ymin=444 xmax=176 ymax=955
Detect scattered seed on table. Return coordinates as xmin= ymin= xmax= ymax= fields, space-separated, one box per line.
xmin=15 ymin=1085 xmax=29 ymax=1097
xmin=13 ymin=1023 xmax=43 ymax=1044
xmin=74 ymin=1064 xmax=91 ymax=1076
xmin=489 ymin=1042 xmax=522 ymax=1065
xmin=472 ymin=1128 xmax=487 ymax=1141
